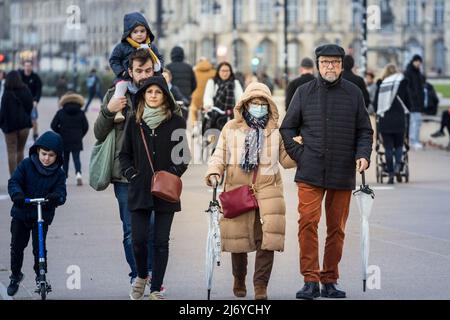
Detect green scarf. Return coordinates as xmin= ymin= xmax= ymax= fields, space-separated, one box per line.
xmin=142 ymin=104 xmax=167 ymax=129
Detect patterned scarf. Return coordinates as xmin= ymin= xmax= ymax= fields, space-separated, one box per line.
xmin=126 ymin=36 xmax=162 ymax=72
xmin=213 ymin=79 xmax=235 ymax=112
xmin=240 ymin=109 xmax=269 ymax=173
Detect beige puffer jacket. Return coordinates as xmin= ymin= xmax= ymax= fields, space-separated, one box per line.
xmin=205 ymin=82 xmax=296 ymax=253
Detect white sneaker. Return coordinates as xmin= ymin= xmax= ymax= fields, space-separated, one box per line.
xmin=76 ymin=172 xmax=83 ymax=186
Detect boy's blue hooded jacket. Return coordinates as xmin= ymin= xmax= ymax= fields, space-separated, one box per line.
xmin=8 ymin=131 xmax=67 ymax=225
xmin=109 ymin=12 xmax=163 ymax=79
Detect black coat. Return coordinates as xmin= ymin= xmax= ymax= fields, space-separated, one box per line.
xmin=404 ymin=63 xmax=425 ymax=112
xmin=373 ymin=78 xmax=411 ymax=134
xmin=285 ymin=73 xmax=315 ymax=110
xmin=119 ymin=114 xmax=190 ymax=212
xmin=19 ymin=70 xmax=42 ymax=103
xmin=423 ymin=82 xmax=439 ymax=116
xmin=280 ymin=77 xmax=373 ymax=190
xmin=166 ymin=47 xmax=197 ymax=99
xmin=0 ymin=87 xmax=34 ymax=134
xmin=342 ymin=70 xmax=370 ymax=108
xmin=51 ymin=103 xmax=89 ymax=152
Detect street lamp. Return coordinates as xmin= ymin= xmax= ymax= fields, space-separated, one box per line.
xmin=275 ymin=0 xmax=288 ymax=87
xmin=361 ymin=0 xmax=368 ymax=76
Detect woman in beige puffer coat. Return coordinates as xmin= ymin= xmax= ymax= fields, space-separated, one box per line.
xmin=205 ymin=82 xmax=296 ymax=300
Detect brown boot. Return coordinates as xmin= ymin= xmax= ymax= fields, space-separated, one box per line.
xmin=233 ymin=277 xmax=246 ymax=297
xmin=254 ymin=285 xmax=267 ymax=300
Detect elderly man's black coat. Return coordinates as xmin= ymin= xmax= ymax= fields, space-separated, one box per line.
xmin=280 ymin=77 xmax=373 ymax=190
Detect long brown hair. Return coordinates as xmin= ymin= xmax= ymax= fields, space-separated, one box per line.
xmin=135 ymin=86 xmax=171 ymax=124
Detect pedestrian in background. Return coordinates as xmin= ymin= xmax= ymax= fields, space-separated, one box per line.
xmin=55 ymin=74 xmax=68 ymax=100
xmin=203 ymin=62 xmax=243 ymax=115
xmin=190 ymin=57 xmax=216 ymax=129
xmin=373 ymin=64 xmax=411 ymax=184
xmin=404 ymin=54 xmax=425 ymax=150
xmin=205 ymin=82 xmax=296 ymax=300
xmin=0 ymin=70 xmax=34 ymax=176
xmin=166 ymin=46 xmax=196 ymax=102
xmin=83 ymin=68 xmax=103 ymax=113
xmin=20 ymin=61 xmax=42 ymax=142
xmin=285 ymin=57 xmax=316 ymax=111
xmin=51 ymin=92 xmax=89 ymax=186
xmin=342 ymin=55 xmax=370 ymax=109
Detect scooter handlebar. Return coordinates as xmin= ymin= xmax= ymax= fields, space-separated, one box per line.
xmin=25 ymin=198 xmax=48 ymax=204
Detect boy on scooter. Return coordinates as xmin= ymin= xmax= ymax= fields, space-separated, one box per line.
xmin=6 ymin=131 xmax=67 ymax=296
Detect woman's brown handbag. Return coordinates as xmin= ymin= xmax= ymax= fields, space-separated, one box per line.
xmin=140 ymin=126 xmax=182 ymax=203
xmin=219 ymin=168 xmax=258 ymax=219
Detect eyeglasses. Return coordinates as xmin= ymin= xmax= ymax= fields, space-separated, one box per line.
xmin=319 ymin=60 xmax=342 ymax=67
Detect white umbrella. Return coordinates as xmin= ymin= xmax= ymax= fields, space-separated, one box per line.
xmin=205 ymin=181 xmax=222 ymax=300
xmin=353 ymin=171 xmax=375 ymax=292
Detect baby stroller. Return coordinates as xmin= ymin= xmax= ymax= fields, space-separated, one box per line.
xmin=375 ymin=114 xmax=410 ymax=184
xmin=200 ymin=106 xmax=233 ymax=163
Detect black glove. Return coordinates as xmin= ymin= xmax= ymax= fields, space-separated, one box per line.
xmin=12 ymin=193 xmax=25 ymax=208
xmin=124 ymin=167 xmax=138 ymax=182
xmin=45 ymin=193 xmax=60 ymax=206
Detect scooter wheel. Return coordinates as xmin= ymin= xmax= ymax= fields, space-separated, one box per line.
xmin=40 ymin=283 xmax=46 ymax=300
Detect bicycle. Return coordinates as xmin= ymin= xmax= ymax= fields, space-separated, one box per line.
xmin=25 ymin=198 xmax=52 ymax=300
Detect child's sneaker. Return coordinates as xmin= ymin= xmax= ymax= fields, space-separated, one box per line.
xmin=129 ymin=277 xmax=147 ymax=300
xmin=7 ymin=273 xmax=24 ymax=296
xmin=76 ymin=172 xmax=83 ymax=186
xmin=149 ymin=291 xmax=166 ymax=300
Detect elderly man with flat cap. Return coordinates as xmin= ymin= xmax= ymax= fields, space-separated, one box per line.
xmin=280 ymin=44 xmax=373 ymax=300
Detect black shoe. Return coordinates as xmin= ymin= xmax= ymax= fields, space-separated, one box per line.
xmin=321 ymin=283 xmax=346 ymax=298
xmin=394 ymin=164 xmax=402 ymax=183
xmin=387 ymin=175 xmax=394 ymax=184
xmin=295 ymin=282 xmax=320 ymax=300
xmin=431 ymin=130 xmax=445 ymax=138
xmin=7 ymin=273 xmax=24 ymax=296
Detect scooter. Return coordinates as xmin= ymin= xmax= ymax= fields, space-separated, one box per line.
xmin=25 ymin=198 xmax=52 ymax=300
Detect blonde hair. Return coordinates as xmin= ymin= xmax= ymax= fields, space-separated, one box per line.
xmin=135 ymin=94 xmax=171 ymax=124
xmin=381 ymin=64 xmax=398 ymax=80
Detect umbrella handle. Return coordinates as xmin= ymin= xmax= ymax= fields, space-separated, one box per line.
xmin=361 ymin=171 xmax=366 ymax=186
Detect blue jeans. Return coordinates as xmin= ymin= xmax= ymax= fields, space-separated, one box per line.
xmin=63 ymin=150 xmax=81 ymax=176
xmin=113 ymin=183 xmax=154 ymax=279
xmin=84 ymin=89 xmax=103 ymax=112
xmin=409 ymin=112 xmax=422 ymax=145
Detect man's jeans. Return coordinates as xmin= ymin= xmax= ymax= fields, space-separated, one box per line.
xmin=409 ymin=112 xmax=422 ymax=146
xmin=114 ymin=183 xmax=153 ymax=279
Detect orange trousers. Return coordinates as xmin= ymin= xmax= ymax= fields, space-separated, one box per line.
xmin=297 ymin=182 xmax=352 ymax=284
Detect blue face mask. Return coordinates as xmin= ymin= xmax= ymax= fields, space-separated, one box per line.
xmin=248 ymin=103 xmax=269 ymax=118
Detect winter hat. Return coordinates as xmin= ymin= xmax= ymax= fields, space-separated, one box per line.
xmin=300 ymin=57 xmax=314 ymax=69
xmin=411 ymin=54 xmax=423 ymax=63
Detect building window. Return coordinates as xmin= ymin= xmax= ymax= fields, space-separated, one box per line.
xmin=287 ymin=41 xmax=300 ymax=72
xmin=258 ymin=0 xmax=273 ymax=26
xmin=380 ymin=0 xmax=395 ymax=31
xmin=201 ymin=38 xmax=214 ymax=61
xmin=287 ymin=0 xmax=298 ymax=27
xmin=235 ymin=0 xmax=244 ymax=26
xmin=201 ymin=0 xmax=213 ymax=14
xmin=434 ymin=0 xmax=445 ymax=26
xmin=234 ymin=39 xmax=247 ymax=71
xmin=318 ymin=0 xmax=328 ymax=26
xmin=406 ymin=0 xmax=418 ymax=26
xmin=434 ymin=39 xmax=446 ymax=75
xmin=352 ymin=0 xmax=362 ymax=30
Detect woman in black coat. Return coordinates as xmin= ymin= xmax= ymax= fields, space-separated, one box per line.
xmin=373 ymin=64 xmax=412 ymax=184
xmin=0 ymin=71 xmax=34 ymax=175
xmin=119 ymin=76 xmax=190 ymax=300
xmin=51 ymin=93 xmax=89 ymax=185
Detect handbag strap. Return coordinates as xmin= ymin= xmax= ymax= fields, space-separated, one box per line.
xmin=139 ymin=125 xmax=155 ymax=174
